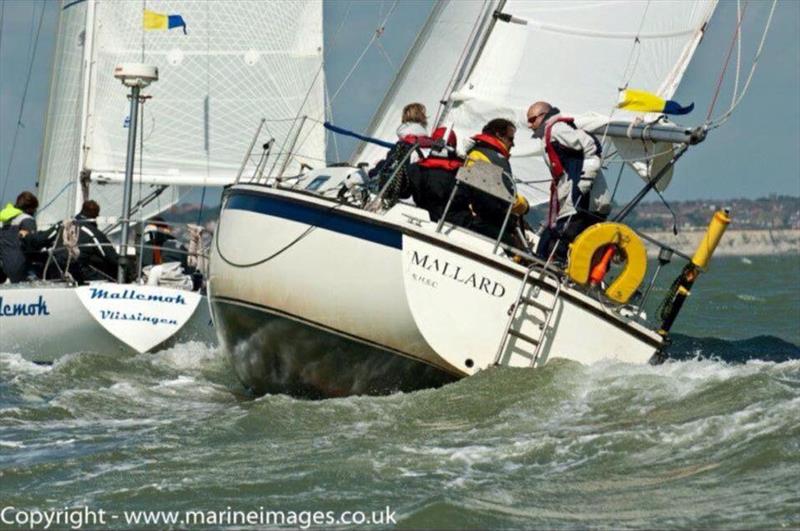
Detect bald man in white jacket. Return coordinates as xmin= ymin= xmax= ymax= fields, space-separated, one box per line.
xmin=527 ymin=101 xmax=611 ymax=262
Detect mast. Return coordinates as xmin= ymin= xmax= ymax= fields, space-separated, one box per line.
xmin=74 ymin=0 xmax=97 ymax=216
xmin=113 ymin=63 xmax=159 ymax=283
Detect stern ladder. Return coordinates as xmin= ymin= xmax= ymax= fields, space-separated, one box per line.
xmin=494 ymin=264 xmax=562 ymax=368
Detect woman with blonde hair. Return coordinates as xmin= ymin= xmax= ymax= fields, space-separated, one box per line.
xmin=397 ymin=102 xmax=428 ymax=142
xmin=369 ymin=103 xmax=430 ymax=206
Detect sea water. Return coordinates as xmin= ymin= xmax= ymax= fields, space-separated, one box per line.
xmin=1 ymin=255 xmax=798 ymax=529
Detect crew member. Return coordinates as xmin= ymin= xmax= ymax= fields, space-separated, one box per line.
xmin=369 ymin=102 xmax=431 ymax=204
xmin=464 ymin=119 xmax=529 ymax=242
xmin=407 ymin=126 xmax=470 ymax=226
xmin=140 ymin=216 xmax=190 ymax=270
xmin=527 ymin=101 xmax=611 ymax=262
xmin=54 ymin=200 xmax=120 ymax=283
xmin=0 ymin=191 xmax=39 ymax=282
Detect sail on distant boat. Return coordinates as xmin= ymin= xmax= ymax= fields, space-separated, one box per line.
xmin=37 ymin=0 xmax=325 ymax=228
xmin=3 ymin=0 xmax=326 ymax=361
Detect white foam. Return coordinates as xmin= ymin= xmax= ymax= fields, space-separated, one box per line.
xmin=146 ymin=341 xmax=222 ymax=371
xmin=737 ymin=294 xmax=765 ymax=302
xmin=0 ymin=353 xmax=52 ymax=376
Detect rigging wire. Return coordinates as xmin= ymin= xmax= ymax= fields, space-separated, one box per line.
xmin=576 ymin=0 xmax=652 ymax=212
xmin=705 ymin=1 xmax=750 ymax=121
xmin=289 ymin=1 xmax=400 ymax=163
xmin=24 ymin=2 xmax=39 ymax=67
xmin=1 ymin=2 xmax=46 ymax=201
xmin=707 ymin=0 xmax=777 ymax=129
xmin=374 ymin=38 xmax=396 ymax=71
xmin=324 ymin=79 xmax=340 ymax=162
xmin=329 ymin=1 xmax=399 ymax=104
xmin=270 ymin=0 xmax=354 ymax=175
xmin=732 ymin=0 xmax=743 ymax=107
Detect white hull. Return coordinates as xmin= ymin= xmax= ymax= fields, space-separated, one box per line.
xmin=209 ymin=185 xmax=663 ymax=397
xmin=0 ymin=282 xmax=214 ymax=362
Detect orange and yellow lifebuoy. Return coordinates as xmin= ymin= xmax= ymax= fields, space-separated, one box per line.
xmin=566 ymin=222 xmax=647 ymax=304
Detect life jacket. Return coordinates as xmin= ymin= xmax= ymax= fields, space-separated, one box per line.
xmin=544 ymin=117 xmax=576 ymax=178
xmin=471 ymin=133 xmax=510 ymax=159
xmin=544 ymin=117 xmax=575 ymax=227
xmin=418 ymin=157 xmax=462 ymax=171
xmin=465 ymin=134 xmax=512 ymax=178
xmin=0 ymin=203 xmax=23 ymax=226
xmin=418 ymin=126 xmax=462 ymax=171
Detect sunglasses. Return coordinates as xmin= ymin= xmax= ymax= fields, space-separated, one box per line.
xmin=527 ymin=113 xmax=546 ymax=124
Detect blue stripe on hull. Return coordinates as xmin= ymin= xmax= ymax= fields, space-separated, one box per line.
xmin=226 ymin=192 xmax=402 ymax=249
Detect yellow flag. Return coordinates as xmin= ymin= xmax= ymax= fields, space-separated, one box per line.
xmin=143 ymin=9 xmax=168 ymax=31
xmin=617 ymin=89 xmax=694 ymax=115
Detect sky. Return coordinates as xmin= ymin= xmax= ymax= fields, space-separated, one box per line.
xmin=1 ymin=0 xmax=798 ymax=209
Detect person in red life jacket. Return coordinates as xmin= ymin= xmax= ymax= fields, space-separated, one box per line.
xmin=369 ymin=102 xmax=431 ymax=204
xmin=527 ymin=101 xmax=611 ymax=262
xmin=407 ymin=126 xmax=471 ymax=226
xmin=396 ymin=102 xmax=428 ymax=152
xmin=463 ymin=118 xmax=529 ymax=243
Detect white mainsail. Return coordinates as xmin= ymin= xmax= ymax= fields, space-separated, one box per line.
xmin=38 ymin=0 xmax=325 ymax=227
xmin=356 ymin=0 xmax=716 ymax=205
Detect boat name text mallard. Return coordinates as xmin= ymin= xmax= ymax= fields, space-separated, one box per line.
xmin=409 ymin=251 xmax=507 ymax=298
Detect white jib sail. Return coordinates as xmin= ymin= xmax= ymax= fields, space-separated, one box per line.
xmin=355 ymin=0 xmax=716 ymax=207
xmin=37 ymin=0 xmax=91 ymax=227
xmin=38 ymin=0 xmax=325 ymax=227
xmin=353 ymin=0 xmax=492 ymax=167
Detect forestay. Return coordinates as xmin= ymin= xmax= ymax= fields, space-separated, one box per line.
xmin=356 ymin=0 xmax=716 ymax=206
xmin=38 ymin=0 xmax=325 ymax=227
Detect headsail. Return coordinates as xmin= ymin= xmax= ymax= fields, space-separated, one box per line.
xmin=355 ymin=0 xmax=716 ymax=206
xmin=37 ymin=0 xmax=90 ymax=227
xmin=353 ymin=0 xmax=493 ymax=168
xmin=38 ymin=0 xmax=325 ymax=227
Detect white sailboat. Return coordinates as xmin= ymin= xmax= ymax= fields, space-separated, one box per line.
xmin=1 ymin=0 xmax=325 ymax=361
xmin=208 ymin=0 xmax=751 ymax=398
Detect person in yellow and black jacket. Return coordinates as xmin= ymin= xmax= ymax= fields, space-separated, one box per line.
xmin=464 ymin=119 xmax=529 ymax=244
xmin=0 ymin=191 xmax=39 ymax=282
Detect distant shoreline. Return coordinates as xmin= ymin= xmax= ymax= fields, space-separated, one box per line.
xmin=642 ymin=229 xmax=800 ymax=257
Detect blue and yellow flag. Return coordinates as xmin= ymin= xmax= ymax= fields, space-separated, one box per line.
xmin=617 ymin=89 xmax=694 ymax=115
xmin=143 ymin=9 xmax=187 ymax=34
